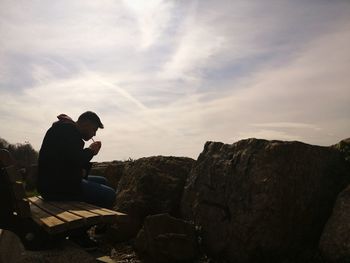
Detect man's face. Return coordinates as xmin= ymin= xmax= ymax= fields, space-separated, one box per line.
xmin=81 ymin=121 xmax=98 ymax=141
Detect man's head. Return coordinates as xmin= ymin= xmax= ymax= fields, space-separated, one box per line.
xmin=76 ymin=111 xmax=104 ymax=141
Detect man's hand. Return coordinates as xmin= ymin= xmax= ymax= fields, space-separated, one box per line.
xmin=89 ymin=141 xmax=102 ymax=155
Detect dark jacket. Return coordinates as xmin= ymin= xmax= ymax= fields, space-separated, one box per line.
xmin=37 ymin=116 xmax=94 ymax=200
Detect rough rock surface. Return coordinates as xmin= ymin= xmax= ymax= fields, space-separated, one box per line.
xmin=332 ymin=138 xmax=350 ymax=162
xmin=319 ymin=186 xmax=350 ymax=262
xmin=135 ymin=213 xmax=198 ymax=263
xmin=181 ymin=138 xmax=350 ymax=263
xmin=111 ymin=156 xmax=194 ymax=239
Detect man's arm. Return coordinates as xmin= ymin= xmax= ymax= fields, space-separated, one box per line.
xmin=57 ymin=125 xmax=95 ymax=166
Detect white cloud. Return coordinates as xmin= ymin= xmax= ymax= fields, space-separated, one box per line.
xmin=123 ymin=0 xmax=175 ymax=49
xmin=0 ymin=1 xmax=138 ymax=55
xmin=160 ymin=23 xmax=225 ymax=81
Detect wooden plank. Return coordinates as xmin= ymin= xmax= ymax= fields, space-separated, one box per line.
xmin=69 ymin=202 xmax=121 ymax=223
xmin=72 ymin=202 xmax=126 ymax=216
xmin=70 ymin=201 xmax=123 ymax=215
xmin=43 ymin=200 xmax=101 ymax=225
xmin=5 ymin=166 xmax=22 ymax=183
xmin=28 ymin=197 xmax=85 ymax=229
xmin=29 ymin=203 xmax=66 ymax=234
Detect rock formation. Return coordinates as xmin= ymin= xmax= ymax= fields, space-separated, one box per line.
xmin=319 ymin=138 xmax=350 ymax=262
xmin=135 ymin=213 xmax=198 ymax=262
xmin=110 ymin=156 xmax=195 ymax=239
xmin=319 ymin=185 xmax=350 ymax=262
xmin=181 ymin=138 xmax=350 ymax=262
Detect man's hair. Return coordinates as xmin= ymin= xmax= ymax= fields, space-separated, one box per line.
xmin=77 ymin=111 xmax=104 ymax=129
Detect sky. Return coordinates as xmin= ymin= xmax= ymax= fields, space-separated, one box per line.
xmin=1 ymin=0 xmax=350 ymax=162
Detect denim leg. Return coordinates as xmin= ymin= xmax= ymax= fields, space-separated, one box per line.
xmin=81 ymin=178 xmax=116 ymax=209
xmin=87 ymin=175 xmax=109 ymax=185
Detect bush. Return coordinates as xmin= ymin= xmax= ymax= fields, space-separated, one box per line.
xmin=0 ymin=137 xmax=38 ymax=168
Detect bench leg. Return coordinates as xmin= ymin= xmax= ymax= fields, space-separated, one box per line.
xmin=4 ymin=216 xmax=66 ymax=251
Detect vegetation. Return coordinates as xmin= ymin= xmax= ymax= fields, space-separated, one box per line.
xmin=0 ymin=137 xmax=38 ymax=168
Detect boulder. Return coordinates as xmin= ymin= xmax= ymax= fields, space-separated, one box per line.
xmin=319 ymin=184 xmax=350 ymax=262
xmin=135 ymin=213 xmax=198 ymax=263
xmin=332 ymin=137 xmax=350 ymax=162
xmin=181 ymin=138 xmax=350 ymax=263
xmin=112 ymin=156 xmax=194 ymax=239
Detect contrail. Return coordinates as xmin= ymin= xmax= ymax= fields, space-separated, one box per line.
xmin=95 ymin=75 xmax=148 ymax=111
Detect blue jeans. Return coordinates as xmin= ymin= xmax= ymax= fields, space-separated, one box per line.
xmin=81 ymin=176 xmax=116 ymax=209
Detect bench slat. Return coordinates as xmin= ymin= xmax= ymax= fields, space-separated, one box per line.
xmin=42 ymin=200 xmax=101 ymax=225
xmin=28 ymin=197 xmax=85 ymax=229
xmin=37 ymin=197 xmax=127 ymax=224
xmin=29 ymin=203 xmax=66 ymax=234
xmin=70 ymin=201 xmax=126 ymax=216
xmin=68 ymin=202 xmax=121 ymax=223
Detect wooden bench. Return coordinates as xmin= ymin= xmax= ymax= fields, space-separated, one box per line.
xmin=0 ymin=164 xmax=126 ymax=250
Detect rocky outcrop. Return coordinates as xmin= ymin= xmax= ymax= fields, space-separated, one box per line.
xmin=111 ymin=156 xmax=195 ymax=239
xmin=320 ymin=185 xmax=350 ymax=262
xmin=332 ymin=138 xmax=350 ymax=162
xmin=181 ymin=138 xmax=350 ymax=263
xmin=318 ymin=138 xmax=350 ymax=262
xmin=135 ymin=213 xmax=198 ymax=263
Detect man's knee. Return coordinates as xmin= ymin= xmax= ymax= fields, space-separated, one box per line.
xmin=87 ymin=175 xmax=108 ymax=185
xmin=105 ymin=188 xmax=116 ymax=208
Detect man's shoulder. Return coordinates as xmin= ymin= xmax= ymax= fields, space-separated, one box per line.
xmin=49 ymin=121 xmax=78 ymax=135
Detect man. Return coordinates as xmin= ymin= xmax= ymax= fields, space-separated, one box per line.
xmin=37 ymin=111 xmax=115 ymax=209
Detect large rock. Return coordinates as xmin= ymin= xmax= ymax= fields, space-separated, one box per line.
xmin=111 ymin=156 xmax=194 ymax=239
xmin=135 ymin=213 xmax=198 ymax=263
xmin=332 ymin=137 xmax=350 ymax=162
xmin=319 ymin=185 xmax=350 ymax=262
xmin=181 ymin=138 xmax=350 ymax=263
xmin=318 ymin=138 xmax=350 ymax=262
